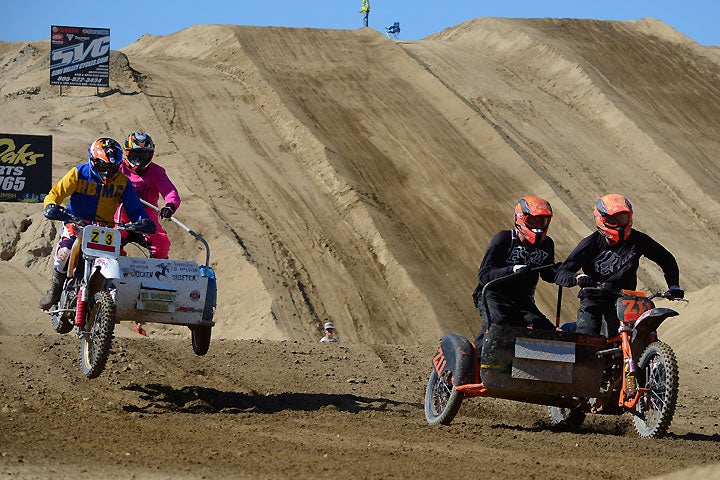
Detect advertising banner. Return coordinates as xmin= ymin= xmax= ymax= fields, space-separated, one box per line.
xmin=0 ymin=134 xmax=52 ymax=202
xmin=50 ymin=25 xmax=110 ymax=87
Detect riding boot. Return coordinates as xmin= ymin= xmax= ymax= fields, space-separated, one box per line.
xmin=38 ymin=270 xmax=66 ymax=310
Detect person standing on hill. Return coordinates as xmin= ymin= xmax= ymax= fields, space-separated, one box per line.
xmin=360 ymin=0 xmax=370 ymax=27
xmin=471 ymin=196 xmax=558 ymax=347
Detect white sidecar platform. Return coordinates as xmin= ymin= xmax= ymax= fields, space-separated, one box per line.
xmin=114 ymin=256 xmax=212 ymax=326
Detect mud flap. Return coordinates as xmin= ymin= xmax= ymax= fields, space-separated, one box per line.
xmin=433 ymin=333 xmax=476 ymax=386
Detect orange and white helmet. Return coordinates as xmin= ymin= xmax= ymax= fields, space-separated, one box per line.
xmin=87 ymin=137 xmax=123 ymax=184
xmin=514 ymin=196 xmax=553 ymax=245
xmin=594 ymin=194 xmax=633 ymax=243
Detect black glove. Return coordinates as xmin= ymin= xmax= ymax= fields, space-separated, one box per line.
xmin=131 ymin=217 xmax=157 ymax=234
xmin=667 ymin=285 xmax=684 ymax=299
xmin=42 ymin=203 xmax=69 ymax=222
xmin=575 ymin=274 xmax=596 ymax=288
xmin=124 ymin=231 xmax=147 ymax=248
xmin=512 ymin=264 xmax=529 ymax=277
xmin=159 ymin=203 xmax=176 ymax=219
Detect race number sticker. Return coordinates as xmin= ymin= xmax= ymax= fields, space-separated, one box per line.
xmin=86 ymin=228 xmax=117 ymax=252
xmin=82 ymin=226 xmax=121 ymax=258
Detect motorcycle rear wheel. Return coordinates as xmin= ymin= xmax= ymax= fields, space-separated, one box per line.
xmin=633 ymin=341 xmax=679 ymax=438
xmin=425 ymin=367 xmax=464 ymax=425
xmin=79 ymin=291 xmax=116 ymax=379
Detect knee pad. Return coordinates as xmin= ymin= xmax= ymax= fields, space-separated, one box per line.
xmin=53 ymin=245 xmax=71 ymax=273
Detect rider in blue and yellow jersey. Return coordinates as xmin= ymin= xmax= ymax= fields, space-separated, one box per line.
xmin=39 ymin=137 xmax=155 ymax=310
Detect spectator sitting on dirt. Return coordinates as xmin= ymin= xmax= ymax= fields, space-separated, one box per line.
xmin=555 ymin=194 xmax=684 ymax=336
xmin=115 ymin=131 xmax=182 ymax=336
xmin=471 ymin=196 xmax=558 ymax=348
xmin=39 ymin=138 xmax=154 ymax=311
xmin=320 ymin=322 xmax=339 ymax=343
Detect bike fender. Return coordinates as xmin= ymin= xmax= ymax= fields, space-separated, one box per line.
xmin=632 ymin=307 xmax=678 ymax=349
xmin=92 ymin=257 xmax=122 ymax=280
xmin=433 ymin=333 xmax=476 ymax=385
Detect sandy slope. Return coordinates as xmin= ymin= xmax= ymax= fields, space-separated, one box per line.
xmin=1 ymin=17 xmax=720 ymax=479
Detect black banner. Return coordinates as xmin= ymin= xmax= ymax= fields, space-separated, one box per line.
xmin=50 ymin=25 xmax=110 ymax=87
xmin=0 ymin=134 xmax=52 ymax=202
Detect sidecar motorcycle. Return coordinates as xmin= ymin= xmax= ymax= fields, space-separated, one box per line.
xmin=424 ymin=272 xmax=685 ymax=438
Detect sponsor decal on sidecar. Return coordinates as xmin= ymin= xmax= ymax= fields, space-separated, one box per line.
xmin=114 ymin=256 xmax=209 ymax=324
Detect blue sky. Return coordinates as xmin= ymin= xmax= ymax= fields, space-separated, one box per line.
xmin=4 ymin=1 xmax=719 ymax=49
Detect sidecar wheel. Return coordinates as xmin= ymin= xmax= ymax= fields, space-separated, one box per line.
xmin=191 ymin=325 xmax=212 ymax=356
xmin=548 ymin=406 xmax=586 ymax=430
xmin=633 ymin=342 xmax=679 ymax=438
xmin=79 ymin=291 xmax=116 ymax=379
xmin=425 ymin=367 xmax=464 ymax=426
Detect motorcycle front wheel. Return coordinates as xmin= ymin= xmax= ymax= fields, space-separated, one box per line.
xmin=79 ymin=291 xmax=116 ymax=379
xmin=633 ymin=341 xmax=679 ymax=438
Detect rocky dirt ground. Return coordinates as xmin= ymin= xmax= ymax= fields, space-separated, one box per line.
xmin=2 ymin=322 xmax=720 ymax=479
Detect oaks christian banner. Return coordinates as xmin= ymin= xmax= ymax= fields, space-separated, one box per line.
xmin=0 ymin=134 xmax=52 ymax=202
xmin=50 ymin=25 xmax=110 ymax=87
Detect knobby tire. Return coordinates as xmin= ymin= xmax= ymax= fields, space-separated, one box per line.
xmin=633 ymin=341 xmax=679 ymax=438
xmin=79 ymin=291 xmax=115 ymax=379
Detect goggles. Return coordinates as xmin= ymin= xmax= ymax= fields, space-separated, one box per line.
xmin=93 ymin=159 xmax=119 ymax=175
xmin=126 ymin=149 xmax=153 ymax=166
xmin=525 ymin=215 xmax=550 ymax=229
xmin=603 ymin=212 xmax=630 ymax=227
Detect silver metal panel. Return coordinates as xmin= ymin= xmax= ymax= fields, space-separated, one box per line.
xmin=511 ymin=359 xmax=573 ymax=383
xmin=515 ymin=337 xmax=576 ymax=362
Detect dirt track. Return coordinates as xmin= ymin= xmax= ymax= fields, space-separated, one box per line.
xmin=2 ymin=323 xmax=720 ymax=479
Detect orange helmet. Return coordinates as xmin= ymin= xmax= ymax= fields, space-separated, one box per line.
xmin=87 ymin=138 xmax=123 ymax=184
xmin=594 ymin=194 xmax=633 ymax=243
xmin=514 ymin=196 xmax=553 ymax=245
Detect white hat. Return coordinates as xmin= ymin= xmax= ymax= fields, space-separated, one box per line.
xmin=324 ymin=322 xmax=335 ymax=330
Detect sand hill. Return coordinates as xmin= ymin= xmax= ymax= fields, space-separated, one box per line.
xmin=1 ymin=18 xmax=719 ymax=479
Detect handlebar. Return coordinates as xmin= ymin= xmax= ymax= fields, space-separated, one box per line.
xmin=139 ymin=199 xmax=211 ymax=267
xmin=479 ymin=262 xmax=558 ymax=325
xmin=44 ymin=204 xmax=155 ymax=233
xmin=582 ymin=283 xmax=688 ymax=302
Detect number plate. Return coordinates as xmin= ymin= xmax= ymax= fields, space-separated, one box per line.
xmin=82 ymin=226 xmax=121 ymax=258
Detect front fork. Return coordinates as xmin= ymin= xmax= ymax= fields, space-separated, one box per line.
xmin=618 ymin=324 xmax=645 ymax=409
xmin=74 ymin=286 xmax=88 ymax=327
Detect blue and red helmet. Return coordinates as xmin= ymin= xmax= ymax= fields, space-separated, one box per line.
xmin=87 ymin=137 xmax=123 ymax=184
xmin=514 ymin=196 xmax=553 ymax=245
xmin=594 ymin=194 xmax=633 ymax=244
xmin=123 ymin=131 xmax=155 ymax=173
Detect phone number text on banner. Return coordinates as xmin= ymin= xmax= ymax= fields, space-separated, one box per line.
xmin=50 ymin=25 xmax=110 ymax=87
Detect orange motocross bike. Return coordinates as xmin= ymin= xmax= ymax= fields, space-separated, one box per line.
xmin=424 ymin=270 xmax=688 ymax=438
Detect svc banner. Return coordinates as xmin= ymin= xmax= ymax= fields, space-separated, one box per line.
xmin=0 ymin=134 xmax=52 ymax=202
xmin=50 ymin=25 xmax=110 ymax=87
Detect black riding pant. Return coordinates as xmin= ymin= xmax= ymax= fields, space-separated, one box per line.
xmin=576 ymin=296 xmax=619 ymax=336
xmin=474 ymin=290 xmax=554 ymax=345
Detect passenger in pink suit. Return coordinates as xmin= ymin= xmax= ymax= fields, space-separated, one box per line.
xmin=116 ymin=131 xmax=182 ymax=336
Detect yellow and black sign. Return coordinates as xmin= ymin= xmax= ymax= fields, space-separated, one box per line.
xmin=0 ymin=134 xmax=52 ymax=202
